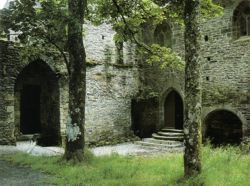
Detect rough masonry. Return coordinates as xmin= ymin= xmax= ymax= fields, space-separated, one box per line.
xmin=0 ymin=0 xmax=249 ymax=146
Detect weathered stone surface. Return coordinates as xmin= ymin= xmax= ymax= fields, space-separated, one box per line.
xmin=0 ymin=1 xmax=249 ymax=146
xmin=0 ymin=23 xmax=140 ymax=146
xmin=200 ymin=0 xmax=250 ymax=138
xmin=134 ymin=0 xmax=249 ymax=143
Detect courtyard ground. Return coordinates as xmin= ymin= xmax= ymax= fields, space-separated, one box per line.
xmin=0 ymin=142 xmax=176 ymax=186
xmin=0 ymin=143 xmax=249 ymax=186
xmin=0 ymin=141 xmax=173 ymax=156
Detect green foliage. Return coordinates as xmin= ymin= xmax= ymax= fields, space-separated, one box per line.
xmin=144 ymin=44 xmax=184 ymax=70
xmin=200 ymin=0 xmax=224 ymax=19
xmin=88 ymin=0 xmax=165 ymax=35
xmin=2 ymin=146 xmax=250 ymax=186
xmin=202 ymin=83 xmax=248 ymax=104
xmin=136 ymin=86 xmax=159 ymax=100
xmin=88 ymin=0 xmax=222 ymax=70
xmin=0 ymin=0 xmax=69 ymax=67
xmin=240 ymin=138 xmax=250 ymax=154
xmin=0 ymin=0 xmax=223 ymax=71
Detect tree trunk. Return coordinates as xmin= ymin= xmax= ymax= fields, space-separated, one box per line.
xmin=64 ymin=0 xmax=86 ymax=162
xmin=183 ymin=0 xmax=202 ymax=177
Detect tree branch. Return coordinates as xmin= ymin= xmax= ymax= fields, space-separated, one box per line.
xmin=111 ymin=0 xmax=154 ymax=54
xmin=46 ymin=37 xmax=71 ymax=75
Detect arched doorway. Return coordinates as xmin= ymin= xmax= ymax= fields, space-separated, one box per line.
xmin=204 ymin=110 xmax=243 ymax=145
xmin=15 ymin=60 xmax=61 ymax=146
xmin=164 ymin=90 xmax=183 ymax=129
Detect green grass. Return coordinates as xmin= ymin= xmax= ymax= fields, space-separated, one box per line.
xmin=1 ymin=146 xmax=250 ymax=186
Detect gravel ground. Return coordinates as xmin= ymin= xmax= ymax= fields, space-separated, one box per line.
xmin=0 ymin=142 xmax=161 ymax=156
xmin=92 ymin=143 xmax=154 ymax=156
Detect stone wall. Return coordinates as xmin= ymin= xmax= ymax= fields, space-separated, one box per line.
xmin=83 ymin=23 xmax=140 ymax=145
xmin=85 ymin=64 xmax=139 ymax=145
xmin=200 ymin=0 xmax=250 ymax=137
xmin=1 ymin=1 xmax=249 ymax=146
xmin=0 ymin=22 xmax=140 ymax=146
xmin=132 ymin=23 xmax=185 ymax=136
xmin=135 ymin=0 xmax=250 ymax=140
xmin=0 ymin=41 xmax=69 ymax=145
xmin=0 ymin=41 xmax=18 ymax=144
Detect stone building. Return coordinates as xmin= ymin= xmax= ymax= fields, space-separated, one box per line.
xmin=0 ymin=22 xmax=139 ymax=146
xmin=200 ymin=0 xmax=250 ymax=144
xmin=0 ymin=0 xmax=249 ymax=146
xmin=134 ymin=0 xmax=250 ymax=145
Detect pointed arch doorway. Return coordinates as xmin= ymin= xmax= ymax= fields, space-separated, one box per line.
xmin=164 ymin=90 xmax=183 ymax=129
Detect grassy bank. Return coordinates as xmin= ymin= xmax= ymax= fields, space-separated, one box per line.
xmin=1 ymin=146 xmax=249 ymax=186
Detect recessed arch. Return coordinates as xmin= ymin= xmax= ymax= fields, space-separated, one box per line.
xmin=232 ymin=1 xmax=250 ymax=39
xmin=154 ymin=22 xmax=172 ymax=48
xmin=204 ymin=109 xmax=243 ymax=145
xmin=14 ymin=60 xmax=61 ymax=146
xmin=164 ymin=89 xmax=183 ymax=129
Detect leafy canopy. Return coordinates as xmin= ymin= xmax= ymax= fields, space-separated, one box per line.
xmin=88 ymin=0 xmax=222 ymax=69
xmin=0 ymin=0 xmax=222 ymax=70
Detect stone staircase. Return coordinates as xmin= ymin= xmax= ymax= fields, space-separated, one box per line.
xmin=135 ymin=128 xmax=184 ymax=152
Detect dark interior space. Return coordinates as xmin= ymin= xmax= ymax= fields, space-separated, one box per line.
xmin=20 ymin=85 xmax=41 ymax=134
xmin=131 ymin=98 xmax=158 ymax=138
xmin=154 ymin=22 xmax=172 ymax=48
xmin=164 ymin=90 xmax=183 ymax=129
xmin=205 ymin=110 xmax=243 ymax=146
xmin=233 ymin=1 xmax=250 ymax=39
xmin=15 ymin=61 xmax=61 ymax=146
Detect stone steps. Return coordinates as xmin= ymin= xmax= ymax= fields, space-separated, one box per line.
xmin=152 ymin=133 xmax=183 ymax=141
xmin=157 ymin=131 xmax=184 ymax=137
xmin=161 ymin=128 xmax=183 ymax=133
xmin=135 ymin=128 xmax=184 ymax=152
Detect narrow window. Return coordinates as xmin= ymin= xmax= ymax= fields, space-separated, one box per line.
xmin=115 ymin=40 xmax=123 ymax=64
xmin=154 ymin=22 xmax=172 ymax=48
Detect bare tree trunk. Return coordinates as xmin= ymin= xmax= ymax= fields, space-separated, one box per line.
xmin=64 ymin=0 xmax=86 ymax=162
xmin=183 ymin=0 xmax=202 ymax=177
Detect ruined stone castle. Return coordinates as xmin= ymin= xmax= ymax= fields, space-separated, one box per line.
xmin=0 ymin=0 xmax=249 ymax=146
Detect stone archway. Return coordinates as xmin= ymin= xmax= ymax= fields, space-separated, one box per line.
xmin=204 ymin=110 xmax=243 ymax=145
xmin=164 ymin=90 xmax=183 ymax=129
xmin=15 ymin=60 xmax=61 ymax=146
xmin=232 ymin=1 xmax=250 ymax=39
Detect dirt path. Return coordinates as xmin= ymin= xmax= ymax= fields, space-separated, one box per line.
xmin=0 ymin=159 xmax=54 ymax=186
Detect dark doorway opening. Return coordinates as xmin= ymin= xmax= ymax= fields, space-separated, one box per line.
xmin=20 ymin=85 xmax=41 ymax=134
xmin=164 ymin=90 xmax=183 ymax=129
xmin=205 ymin=110 xmax=243 ymax=145
xmin=15 ymin=61 xmax=61 ymax=146
xmin=131 ymin=98 xmax=158 ymax=138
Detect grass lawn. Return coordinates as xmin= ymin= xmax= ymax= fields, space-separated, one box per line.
xmin=1 ymin=146 xmax=250 ymax=186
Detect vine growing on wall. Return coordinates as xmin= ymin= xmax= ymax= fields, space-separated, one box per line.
xmin=202 ymin=83 xmax=248 ymax=104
